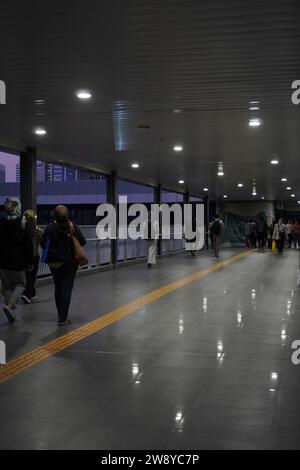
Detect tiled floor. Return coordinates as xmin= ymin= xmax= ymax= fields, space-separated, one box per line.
xmin=1 ymin=248 xmax=300 ymax=449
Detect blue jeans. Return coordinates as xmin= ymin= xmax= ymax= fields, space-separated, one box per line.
xmin=0 ymin=269 xmax=26 ymax=307
xmin=50 ymin=261 xmax=78 ymax=322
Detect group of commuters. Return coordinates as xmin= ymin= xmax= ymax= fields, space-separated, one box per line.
xmin=0 ymin=198 xmax=86 ymax=325
xmin=245 ymin=217 xmax=300 ymax=254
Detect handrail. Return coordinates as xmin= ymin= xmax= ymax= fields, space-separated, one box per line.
xmin=38 ymin=230 xmax=185 ymax=278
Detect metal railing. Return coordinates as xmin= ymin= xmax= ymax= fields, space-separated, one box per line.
xmin=38 ymin=227 xmax=185 ymax=277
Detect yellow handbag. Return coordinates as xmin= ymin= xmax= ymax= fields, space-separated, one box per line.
xmin=272 ymin=240 xmax=277 ymax=252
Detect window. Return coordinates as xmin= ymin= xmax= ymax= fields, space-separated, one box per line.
xmin=0 ymin=150 xmax=20 ymax=205
xmin=118 ymin=179 xmax=154 ymax=204
xmin=161 ymin=190 xmax=184 ymax=203
xmin=36 ymin=160 xmax=107 ymax=225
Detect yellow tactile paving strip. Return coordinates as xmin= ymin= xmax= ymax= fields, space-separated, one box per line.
xmin=0 ymin=250 xmax=255 ymax=383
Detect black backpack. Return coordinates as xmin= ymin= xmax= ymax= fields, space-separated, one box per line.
xmin=211 ymin=220 xmax=222 ymax=235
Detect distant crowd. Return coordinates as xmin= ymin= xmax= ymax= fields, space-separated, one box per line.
xmin=245 ymin=217 xmax=299 ymax=253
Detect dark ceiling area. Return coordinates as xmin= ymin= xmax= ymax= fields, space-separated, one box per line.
xmin=1 ymin=0 xmax=300 ymax=200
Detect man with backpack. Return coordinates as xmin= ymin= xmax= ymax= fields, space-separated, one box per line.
xmin=211 ymin=214 xmax=224 ymax=258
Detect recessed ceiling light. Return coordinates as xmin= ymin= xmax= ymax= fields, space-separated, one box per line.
xmin=223 ymin=195 xmax=228 ymax=198
xmin=34 ymin=99 xmax=45 ymax=105
xmin=249 ymin=118 xmax=262 ymax=127
xmin=173 ymin=109 xmax=182 ymax=114
xmin=237 ymin=183 xmax=243 ymax=188
xmin=252 ymin=192 xmax=257 ymax=196
xmin=179 ymin=179 xmax=184 ymax=184
xmin=271 ymin=159 xmax=279 ymax=165
xmin=291 ymin=194 xmax=295 ymax=198
xmin=131 ymin=163 xmax=139 ymax=169
xmin=261 ymin=195 xmax=265 ymax=200
xmin=281 ymin=178 xmax=288 ymax=182
xmin=34 ymin=127 xmax=47 ymax=135
xmin=249 ymin=106 xmax=260 ymax=111
xmin=249 ymin=101 xmax=260 ymax=105
xmin=218 ymin=171 xmax=224 ymax=176
xmin=174 ymin=145 xmax=183 ymax=152
xmin=76 ymin=89 xmax=92 ymax=100
xmin=286 ymin=187 xmax=292 ymax=190
xmin=203 ymin=188 xmax=209 ymax=192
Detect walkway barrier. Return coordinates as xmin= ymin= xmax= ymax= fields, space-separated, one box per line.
xmin=38 ymin=227 xmax=185 ymax=278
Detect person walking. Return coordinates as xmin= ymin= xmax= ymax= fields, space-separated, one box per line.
xmin=211 ymin=214 xmax=224 ymax=258
xmin=293 ymin=220 xmax=300 ymax=249
xmin=268 ymin=219 xmax=275 ymax=250
xmin=208 ymin=220 xmax=215 ymax=252
xmin=146 ymin=215 xmax=159 ymax=268
xmin=0 ymin=198 xmax=34 ymax=323
xmin=273 ymin=218 xmax=287 ymax=254
xmin=249 ymin=220 xmax=258 ymax=248
xmin=286 ymin=220 xmax=294 ymax=249
xmin=257 ymin=216 xmax=269 ymax=251
xmin=41 ymin=205 xmax=86 ymax=326
xmin=21 ymin=210 xmax=43 ymax=304
xmin=245 ymin=221 xmax=252 ymax=248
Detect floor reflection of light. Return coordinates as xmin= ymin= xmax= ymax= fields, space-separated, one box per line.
xmin=237 ymin=312 xmax=242 ymax=325
xmin=203 ymin=297 xmax=208 ymax=313
xmin=132 ymin=363 xmax=139 ymax=375
xmin=179 ymin=317 xmax=184 ymax=335
xmin=217 ymin=341 xmax=224 ymax=360
xmin=271 ymin=372 xmax=278 ymax=381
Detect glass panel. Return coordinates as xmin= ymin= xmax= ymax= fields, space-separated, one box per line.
xmin=161 ymin=190 xmax=184 ymax=203
xmin=36 ymin=160 xmax=107 ymax=225
xmin=0 ymin=150 xmax=20 ymax=204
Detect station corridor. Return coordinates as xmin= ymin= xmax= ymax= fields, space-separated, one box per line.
xmin=0 ymin=248 xmax=300 ymax=450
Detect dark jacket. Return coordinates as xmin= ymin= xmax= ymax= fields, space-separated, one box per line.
xmin=41 ymin=220 xmax=86 ymax=264
xmin=0 ymin=217 xmax=34 ymax=271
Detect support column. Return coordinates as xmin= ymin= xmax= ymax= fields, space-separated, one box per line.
xmin=20 ymin=147 xmax=37 ymax=211
xmin=107 ymin=171 xmax=118 ymax=266
xmin=155 ymin=184 xmax=162 ymax=255
xmin=204 ymin=195 xmax=209 ymax=248
xmin=184 ymin=192 xmax=189 ymax=205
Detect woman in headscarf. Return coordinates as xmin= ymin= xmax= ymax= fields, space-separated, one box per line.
xmin=41 ymin=205 xmax=86 ymax=326
xmin=21 ymin=210 xmax=43 ymax=304
xmin=0 ymin=198 xmax=34 ymax=323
